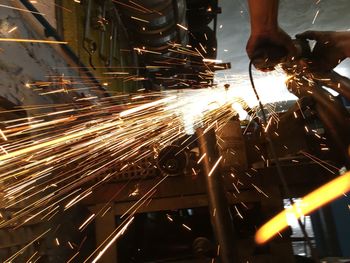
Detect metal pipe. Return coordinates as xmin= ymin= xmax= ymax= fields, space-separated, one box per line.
xmin=196 ymin=127 xmax=238 ymax=263
xmin=287 ymin=79 xmax=350 ymax=167
xmin=314 ymin=70 xmax=350 ymax=102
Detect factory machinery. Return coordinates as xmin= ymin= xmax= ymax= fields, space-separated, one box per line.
xmin=0 ymin=1 xmax=349 ymax=263
xmin=48 ymin=0 xmax=228 ymax=92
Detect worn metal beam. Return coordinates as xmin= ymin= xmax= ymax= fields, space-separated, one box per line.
xmin=82 ymin=161 xmax=330 ymax=208
xmin=197 ymin=127 xmax=239 ymax=263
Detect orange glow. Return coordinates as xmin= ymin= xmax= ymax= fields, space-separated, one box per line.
xmin=0 ymin=38 xmax=67 ymax=44
xmin=255 ymin=171 xmax=350 ymax=244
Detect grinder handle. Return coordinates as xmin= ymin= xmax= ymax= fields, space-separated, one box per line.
xmin=251 ymin=43 xmax=288 ymax=71
xmin=251 ymin=39 xmax=310 ymax=71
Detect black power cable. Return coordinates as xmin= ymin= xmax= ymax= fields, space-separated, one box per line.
xmin=248 ymin=60 xmax=319 ymax=261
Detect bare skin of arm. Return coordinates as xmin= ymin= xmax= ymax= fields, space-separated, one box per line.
xmin=246 ymin=0 xmax=295 ymax=69
xmin=248 ymin=0 xmax=279 ymax=35
xmin=297 ymin=31 xmax=350 ymax=71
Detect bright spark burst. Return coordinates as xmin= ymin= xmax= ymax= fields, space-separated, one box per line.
xmin=0 ymin=87 xmax=247 ymax=231
xmin=0 ymin=38 xmax=68 ymax=44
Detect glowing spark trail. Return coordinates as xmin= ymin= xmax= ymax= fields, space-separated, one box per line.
xmin=255 ymin=171 xmax=350 ymax=244
xmin=208 ymin=156 xmax=223 ymax=177
xmin=120 ymin=96 xmax=177 ymax=117
xmin=131 ymin=16 xmax=149 ymax=23
xmin=0 ymin=38 xmax=67 ymax=44
xmin=0 ymin=120 xmax=121 ymax=162
xmin=0 ymin=87 xmax=245 ymax=232
xmin=312 ymin=10 xmax=320 ymax=24
xmin=197 ymin=153 xmax=207 ymax=164
xmin=177 ymin=23 xmax=188 ymax=31
xmin=91 ymin=217 xmax=134 ymax=263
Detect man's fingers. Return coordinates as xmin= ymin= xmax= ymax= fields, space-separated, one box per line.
xmin=286 ymin=39 xmax=297 ymax=55
xmin=296 ymin=30 xmax=318 ymax=40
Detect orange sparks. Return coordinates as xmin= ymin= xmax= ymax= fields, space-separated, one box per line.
xmin=91 ymin=217 xmax=134 ymax=263
xmin=176 ymin=23 xmax=188 ymax=31
xmin=0 ymin=120 xmax=119 ymax=162
xmin=197 ymin=153 xmax=207 ymax=164
xmin=119 ymin=96 xmax=176 ymax=117
xmin=131 ymin=16 xmax=149 ymax=23
xmin=255 ymin=171 xmax=350 ymax=244
xmin=0 ymin=129 xmax=8 ymax=141
xmin=208 ymin=156 xmax=223 ymax=177
xmin=0 ymin=38 xmax=67 ymax=44
xmin=7 ymin=26 xmax=18 ymax=33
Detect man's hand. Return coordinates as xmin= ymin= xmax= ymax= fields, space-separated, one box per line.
xmin=247 ymin=27 xmax=296 ymax=70
xmin=296 ymin=31 xmax=350 ymax=71
xmin=246 ymin=0 xmax=296 ymax=71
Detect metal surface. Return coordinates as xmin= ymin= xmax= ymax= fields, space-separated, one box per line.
xmin=276 ymin=39 xmax=350 ymax=167
xmin=315 ymin=70 xmax=350 ymax=103
xmin=197 ymin=127 xmax=238 ymax=263
xmin=285 ymin=70 xmax=350 ymax=167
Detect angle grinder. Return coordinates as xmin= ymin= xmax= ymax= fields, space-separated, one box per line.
xmin=251 ymin=38 xmax=311 ymax=71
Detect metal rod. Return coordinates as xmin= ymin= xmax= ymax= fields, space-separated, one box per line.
xmin=196 ymin=127 xmax=238 ymax=263
xmin=315 ymin=70 xmax=350 ymax=102
xmin=287 ymin=77 xmax=350 ymax=167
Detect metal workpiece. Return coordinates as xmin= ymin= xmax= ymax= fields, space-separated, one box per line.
xmin=196 ymin=127 xmax=239 ymax=263
xmin=286 ymin=77 xmax=350 ymax=167
xmin=280 ymin=46 xmax=350 ymax=167
xmin=314 ymin=70 xmax=350 ymax=102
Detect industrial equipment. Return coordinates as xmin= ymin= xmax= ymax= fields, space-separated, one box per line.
xmin=0 ymin=1 xmax=349 ymax=263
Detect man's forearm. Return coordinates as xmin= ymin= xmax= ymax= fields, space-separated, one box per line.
xmin=248 ymin=0 xmax=279 ymax=34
